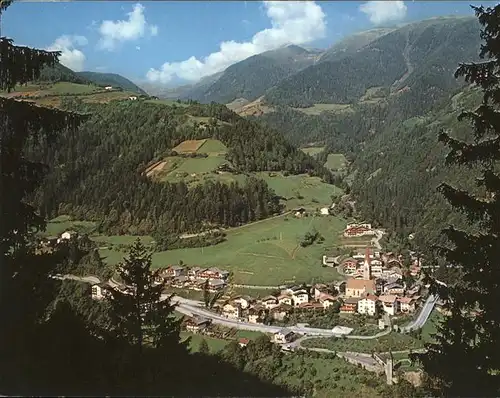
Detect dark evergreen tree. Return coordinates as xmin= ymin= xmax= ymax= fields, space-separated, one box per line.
xmin=106 ymin=239 xmax=187 ymax=388
xmin=414 ymin=5 xmax=500 ymax=396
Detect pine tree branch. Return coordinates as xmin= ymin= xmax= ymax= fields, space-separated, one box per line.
xmin=438 ymin=182 xmax=490 ymax=220
xmin=0 ymin=38 xmax=61 ymax=92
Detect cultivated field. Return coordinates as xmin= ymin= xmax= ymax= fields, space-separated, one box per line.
xmin=293 ymin=103 xmax=354 ymax=116
xmin=173 ymin=139 xmax=208 ymax=153
xmin=301 ymin=146 xmax=325 ymax=157
xmin=325 ymin=153 xmax=348 ymax=171
xmin=148 ymin=214 xmax=346 ymax=285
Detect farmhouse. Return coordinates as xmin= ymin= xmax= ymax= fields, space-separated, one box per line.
xmin=340 ymin=297 xmax=359 ymax=314
xmin=188 ymin=267 xmax=202 ymax=279
xmin=292 ymin=289 xmax=309 ymax=306
xmin=261 ymin=295 xmax=279 ymax=309
xmin=91 ymin=283 xmax=111 ymax=300
xmin=271 ymin=304 xmax=291 ymax=321
xmin=58 ymin=230 xmax=77 ymax=243
xmin=345 ymin=278 xmax=375 ymax=298
xmin=312 ymin=283 xmax=329 ymax=299
xmin=320 ymin=207 xmax=330 ymax=215
xmin=379 ymin=295 xmax=399 ymax=316
xmin=232 ymin=295 xmax=255 ymax=309
xmin=277 ymin=294 xmax=293 ymax=306
xmin=273 ymin=328 xmax=294 ymax=344
xmin=238 ymin=338 xmax=250 ymax=347
xmin=184 ymin=317 xmax=211 ymax=333
xmin=248 ymin=307 xmax=265 ymax=323
xmin=129 ymin=96 xmax=138 ymax=100
xmin=357 ymin=294 xmax=379 ymax=316
xmin=208 ymin=278 xmax=226 ymax=291
xmin=341 ymin=258 xmax=358 ymax=274
xmin=318 ymin=293 xmax=337 ymax=309
xmin=383 ymin=281 xmax=405 ymax=295
xmin=293 ymin=207 xmax=306 ymax=218
xmin=222 ymin=303 xmax=241 ymax=319
xmin=398 ymin=297 xmax=417 ymax=313
xmin=171 ymin=276 xmax=189 ymax=288
xmin=104 ymin=86 xmax=113 ymax=90
xmin=165 ymin=265 xmax=186 ymax=278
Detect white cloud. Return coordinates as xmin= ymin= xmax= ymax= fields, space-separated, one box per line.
xmin=146 ymin=1 xmax=326 ymax=84
xmin=359 ymin=1 xmax=407 ymax=25
xmin=47 ymin=35 xmax=87 ymax=72
xmin=98 ymin=3 xmax=158 ymax=51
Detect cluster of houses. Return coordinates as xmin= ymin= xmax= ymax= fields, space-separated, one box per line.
xmin=343 ymin=223 xmax=377 ymax=238
xmin=152 ymin=265 xmax=230 ymax=292
xmin=182 ymin=315 xmax=296 ymax=346
xmin=338 ymin=248 xmax=423 ymax=317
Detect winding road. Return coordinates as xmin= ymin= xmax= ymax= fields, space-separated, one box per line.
xmin=54 ymin=274 xmax=438 ymax=339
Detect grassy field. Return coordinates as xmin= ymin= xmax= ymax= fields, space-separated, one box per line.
xmin=45 ymin=207 xmax=347 ymax=286
xmin=39 ymin=215 xmax=98 ymax=237
xmin=4 ymin=82 xmax=101 ymax=97
xmin=257 ymin=172 xmax=342 ymax=210
xmin=302 ymin=332 xmax=425 ymax=353
xmin=181 ymin=332 xmax=229 ymax=353
xmin=325 ymin=153 xmax=348 ymax=171
xmin=293 ymin=103 xmax=354 ymax=116
xmin=146 ymin=214 xmax=345 ymax=285
xmin=301 ymin=146 xmax=325 ymax=157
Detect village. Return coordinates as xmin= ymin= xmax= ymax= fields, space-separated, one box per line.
xmin=86 ymin=222 xmax=429 ymax=348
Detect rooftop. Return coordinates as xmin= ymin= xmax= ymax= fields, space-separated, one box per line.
xmin=346 ymin=278 xmax=376 ymax=291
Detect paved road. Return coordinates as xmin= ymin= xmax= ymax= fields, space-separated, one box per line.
xmin=54 ymin=274 xmax=438 ymax=339
xmin=400 ymin=294 xmax=437 ymax=332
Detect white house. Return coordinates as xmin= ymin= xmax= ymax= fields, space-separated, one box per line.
xmin=318 ymin=293 xmax=337 ymax=309
xmin=91 ymin=283 xmax=110 ymax=300
xmin=57 ymin=230 xmax=76 ymax=243
xmin=292 ymin=290 xmax=309 ymax=306
xmin=273 ymin=328 xmax=294 ymax=344
xmin=398 ymin=297 xmax=417 ymax=313
xmin=379 ymin=295 xmax=399 ymax=316
xmin=232 ymin=296 xmax=254 ymax=310
xmin=129 ymin=96 xmax=138 ymax=100
xmin=222 ymin=303 xmax=241 ymax=319
xmin=278 ymin=295 xmax=293 ymax=306
xmin=261 ymin=295 xmax=279 ymax=309
xmin=357 ymin=294 xmax=378 ymax=316
xmin=104 ymin=86 xmax=113 ymax=90
xmin=320 ymin=207 xmax=330 ymax=215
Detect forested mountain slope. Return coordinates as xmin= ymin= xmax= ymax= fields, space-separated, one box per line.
xmin=253 ymin=17 xmax=482 ymax=157
xmin=265 ymin=17 xmax=480 ymax=107
xmin=22 ymin=88 xmax=333 ymax=238
xmin=350 ymin=86 xmax=483 ymax=248
xmin=318 ymin=28 xmax=394 ymax=63
xmin=180 ymin=45 xmax=322 ymax=104
xmin=76 ymin=71 xmax=147 ymax=95
xmin=38 ymin=63 xmax=90 ymax=84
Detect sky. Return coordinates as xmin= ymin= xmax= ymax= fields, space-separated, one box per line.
xmin=3 ymin=1 xmax=497 ymax=86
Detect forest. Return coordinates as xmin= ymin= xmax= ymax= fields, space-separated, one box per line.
xmin=24 ymin=97 xmax=334 ymax=237
xmin=263 ymin=17 xmax=480 ymax=107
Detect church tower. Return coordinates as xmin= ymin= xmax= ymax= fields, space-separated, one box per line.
xmin=363 ymin=247 xmax=371 ymax=280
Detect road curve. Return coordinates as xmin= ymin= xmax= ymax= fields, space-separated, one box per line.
xmin=53 ymin=274 xmax=437 ymax=339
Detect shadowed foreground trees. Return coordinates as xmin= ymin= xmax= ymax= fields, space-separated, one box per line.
xmin=0 ymin=3 xmax=294 ymax=396
xmin=413 ymin=4 xmax=500 ymax=396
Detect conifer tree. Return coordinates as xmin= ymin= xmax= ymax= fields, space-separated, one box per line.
xmin=414 ymin=5 xmax=500 ymax=396
xmin=0 ymin=1 xmax=87 ymax=392
xmin=106 ymin=239 xmax=187 ymax=386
